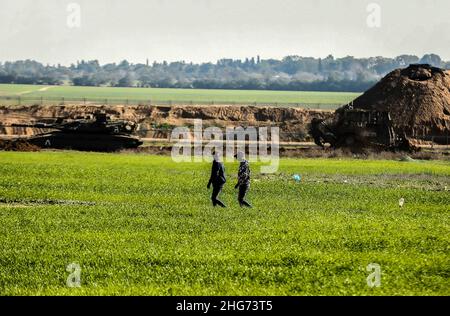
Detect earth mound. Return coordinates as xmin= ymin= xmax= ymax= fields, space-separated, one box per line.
xmin=349 ymin=64 xmax=450 ymax=142
xmin=0 ymin=139 xmax=40 ymax=151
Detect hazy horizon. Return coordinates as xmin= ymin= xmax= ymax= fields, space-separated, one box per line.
xmin=1 ymin=52 xmax=448 ymax=67
xmin=1 ymin=0 xmax=449 ymax=66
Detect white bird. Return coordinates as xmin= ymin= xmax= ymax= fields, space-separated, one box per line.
xmin=399 ymin=198 xmax=405 ymax=208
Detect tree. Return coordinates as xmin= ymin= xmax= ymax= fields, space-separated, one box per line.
xmin=318 ymin=58 xmax=323 ymax=74
xmin=117 ymin=75 xmax=134 ymax=87
xmin=419 ymin=54 xmax=442 ymax=67
xmin=0 ymin=54 xmax=448 ymax=92
xmin=395 ymin=55 xmax=419 ymax=67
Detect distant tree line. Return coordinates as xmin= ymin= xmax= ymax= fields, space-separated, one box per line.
xmin=0 ymin=54 xmax=448 ymax=92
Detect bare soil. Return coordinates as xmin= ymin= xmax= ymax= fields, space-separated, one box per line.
xmin=348 ymin=64 xmax=450 ymax=142
xmin=0 ymin=104 xmax=333 ymax=142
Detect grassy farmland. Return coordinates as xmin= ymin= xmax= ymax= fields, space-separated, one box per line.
xmin=0 ymin=151 xmax=448 ymax=296
xmin=0 ymin=84 xmax=360 ymax=108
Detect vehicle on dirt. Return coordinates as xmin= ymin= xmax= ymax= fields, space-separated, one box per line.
xmin=8 ymin=112 xmax=143 ymax=151
xmin=309 ymin=106 xmax=414 ymax=151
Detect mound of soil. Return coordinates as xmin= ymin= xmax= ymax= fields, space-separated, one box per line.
xmin=348 ymin=64 xmax=450 ymax=140
xmin=0 ymin=139 xmax=40 ymax=152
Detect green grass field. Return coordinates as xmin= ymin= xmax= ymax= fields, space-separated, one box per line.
xmin=0 ymin=84 xmax=360 ymax=108
xmin=0 ymin=152 xmax=448 ymax=295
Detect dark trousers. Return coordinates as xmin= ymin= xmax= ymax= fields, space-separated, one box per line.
xmin=238 ymin=184 xmax=252 ymax=207
xmin=211 ymin=184 xmax=226 ymax=208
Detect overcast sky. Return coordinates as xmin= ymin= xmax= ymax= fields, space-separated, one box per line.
xmin=1 ymin=0 xmax=449 ymax=65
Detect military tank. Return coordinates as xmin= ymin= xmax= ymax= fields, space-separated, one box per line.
xmin=10 ymin=112 xmax=143 ymax=151
xmin=309 ymin=107 xmax=414 ymax=152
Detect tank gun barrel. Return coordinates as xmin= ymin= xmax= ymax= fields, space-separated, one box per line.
xmin=4 ymin=117 xmax=138 ymax=135
xmin=10 ymin=123 xmax=57 ymax=129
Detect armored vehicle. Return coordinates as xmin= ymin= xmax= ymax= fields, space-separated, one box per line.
xmin=10 ymin=113 xmax=143 ymax=151
xmin=309 ymin=107 xmax=413 ymax=151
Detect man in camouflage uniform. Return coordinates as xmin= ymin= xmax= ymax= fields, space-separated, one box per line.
xmin=234 ymin=152 xmax=252 ymax=208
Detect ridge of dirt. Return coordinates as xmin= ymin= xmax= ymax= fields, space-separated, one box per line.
xmin=0 ymin=104 xmax=333 ymax=142
xmin=0 ymin=139 xmax=40 ymax=151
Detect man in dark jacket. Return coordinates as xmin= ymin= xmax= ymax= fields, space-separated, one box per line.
xmin=234 ymin=151 xmax=252 ymax=208
xmin=207 ymin=151 xmax=226 ymax=207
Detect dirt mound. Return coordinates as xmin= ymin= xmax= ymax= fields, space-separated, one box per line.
xmin=0 ymin=139 xmax=40 ymax=152
xmin=169 ymin=105 xmax=307 ymax=122
xmin=349 ymin=64 xmax=450 ymax=140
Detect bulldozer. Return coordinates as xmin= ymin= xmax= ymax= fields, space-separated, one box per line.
xmin=309 ymin=106 xmax=414 ymax=151
xmin=7 ymin=112 xmax=143 ymax=152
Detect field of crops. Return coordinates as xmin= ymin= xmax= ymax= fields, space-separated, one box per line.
xmin=0 ymin=84 xmax=360 ymax=108
xmin=0 ymin=151 xmax=448 ymax=295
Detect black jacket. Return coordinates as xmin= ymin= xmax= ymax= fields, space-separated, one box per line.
xmin=208 ymin=160 xmax=227 ymax=186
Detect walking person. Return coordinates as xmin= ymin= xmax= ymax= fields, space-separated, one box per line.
xmin=207 ymin=151 xmax=226 ymax=208
xmin=234 ymin=151 xmax=252 ymax=208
